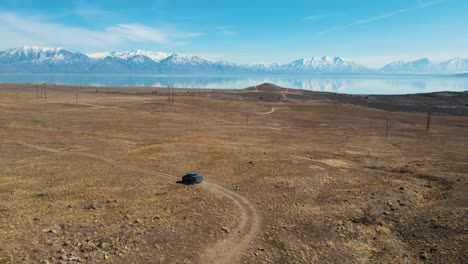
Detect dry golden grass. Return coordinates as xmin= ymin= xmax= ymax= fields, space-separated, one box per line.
xmin=0 ymin=84 xmax=467 ymax=263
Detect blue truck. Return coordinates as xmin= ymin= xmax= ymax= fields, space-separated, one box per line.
xmin=181 ymin=172 xmax=204 ymax=185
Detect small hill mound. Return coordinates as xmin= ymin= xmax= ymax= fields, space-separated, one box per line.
xmin=243 ymin=83 xmax=285 ymax=92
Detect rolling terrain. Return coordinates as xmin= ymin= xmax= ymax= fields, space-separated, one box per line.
xmin=0 ymin=83 xmax=467 ymax=263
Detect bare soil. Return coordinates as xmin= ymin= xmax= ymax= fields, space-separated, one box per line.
xmin=0 ymin=83 xmax=467 ymax=263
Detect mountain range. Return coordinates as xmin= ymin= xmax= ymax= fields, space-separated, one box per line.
xmin=0 ymin=46 xmax=467 ymax=75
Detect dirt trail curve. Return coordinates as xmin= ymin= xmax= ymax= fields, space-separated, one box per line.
xmin=3 ymin=140 xmax=261 ymax=264
xmin=256 ymin=107 xmax=288 ymax=115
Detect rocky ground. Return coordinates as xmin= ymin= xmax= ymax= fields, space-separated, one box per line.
xmin=0 ymin=83 xmax=466 ymax=263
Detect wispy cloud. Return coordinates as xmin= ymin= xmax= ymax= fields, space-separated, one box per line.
xmin=177 ymin=14 xmax=218 ymax=20
xmin=0 ymin=12 xmax=202 ymax=49
xmin=302 ymin=14 xmax=339 ymax=22
xmin=73 ymin=6 xmax=116 ymax=18
xmin=180 ymin=32 xmax=204 ymax=38
xmin=316 ymin=0 xmax=443 ymax=36
xmin=216 ymin=26 xmax=238 ymax=35
xmin=107 ymin=24 xmax=169 ymax=43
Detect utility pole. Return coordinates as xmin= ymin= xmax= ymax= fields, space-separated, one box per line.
xmin=43 ymin=84 xmax=47 ymax=100
xmin=171 ymin=86 xmax=175 ymax=104
xmin=426 ymin=112 xmax=431 ymax=132
xmin=16 ymin=87 xmax=19 ymax=101
xmin=36 ymin=85 xmax=39 ymax=99
xmin=168 ymin=86 xmax=171 ymax=104
xmin=385 ymin=120 xmax=389 ymax=140
xmin=161 ymin=103 xmax=164 ymax=112
xmin=75 ymin=88 xmax=78 ymax=104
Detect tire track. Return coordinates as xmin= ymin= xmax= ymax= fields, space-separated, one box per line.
xmin=256 ymin=107 xmax=288 ymax=115
xmin=3 ymin=140 xmax=261 ymax=264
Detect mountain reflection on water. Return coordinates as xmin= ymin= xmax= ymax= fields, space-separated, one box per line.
xmin=0 ymin=74 xmax=467 ymax=95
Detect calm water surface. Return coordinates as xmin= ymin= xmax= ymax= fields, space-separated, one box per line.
xmin=0 ymin=74 xmax=467 ymax=95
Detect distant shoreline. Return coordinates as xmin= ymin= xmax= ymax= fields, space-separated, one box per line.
xmin=454 ymin=73 xmax=468 ymax=77
xmin=1 ymin=82 xmax=467 ymax=116
xmin=0 ymin=74 xmax=467 ymax=95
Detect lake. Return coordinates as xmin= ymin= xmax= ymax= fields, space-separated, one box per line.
xmin=0 ymin=74 xmax=467 ymax=95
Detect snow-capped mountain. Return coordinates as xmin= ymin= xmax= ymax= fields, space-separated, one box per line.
xmin=0 ymin=46 xmax=466 ymax=74
xmin=379 ymin=61 xmax=405 ymax=73
xmin=0 ymin=46 xmax=84 ymax=63
xmin=440 ymin=57 xmax=468 ymax=73
xmin=88 ymin=50 xmax=171 ymax=62
xmin=280 ymin=56 xmax=370 ymax=74
xmin=157 ymin=54 xmax=254 ymax=73
xmin=380 ymin=57 xmax=468 ymax=74
xmin=379 ymin=58 xmax=440 ymax=74
xmin=0 ymin=46 xmax=94 ymax=73
xmin=247 ymin=63 xmax=281 ymax=73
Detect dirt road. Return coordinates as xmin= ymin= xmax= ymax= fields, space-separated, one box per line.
xmin=4 ymin=140 xmax=261 ymax=264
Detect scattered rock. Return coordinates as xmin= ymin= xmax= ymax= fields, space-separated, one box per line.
xmin=42 ymin=228 xmax=57 ymax=234
xmin=85 ymin=204 xmax=97 ymax=210
xmin=68 ymin=256 xmax=81 ymax=261
xmin=50 ymin=244 xmax=61 ymax=253
xmin=221 ymin=227 xmax=229 ymax=233
xmin=419 ymin=251 xmax=428 ymax=260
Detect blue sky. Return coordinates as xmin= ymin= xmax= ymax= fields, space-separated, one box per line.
xmin=0 ymin=0 xmax=467 ymax=67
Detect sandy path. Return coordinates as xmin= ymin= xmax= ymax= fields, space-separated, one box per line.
xmin=3 ymin=140 xmax=261 ymax=264
xmin=77 ymin=103 xmax=122 ymax=110
xmin=201 ymin=184 xmax=261 ymax=263
xmin=256 ymin=107 xmax=288 ymax=115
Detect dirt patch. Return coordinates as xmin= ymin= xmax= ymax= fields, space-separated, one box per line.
xmin=315 ymin=159 xmax=351 ymax=168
